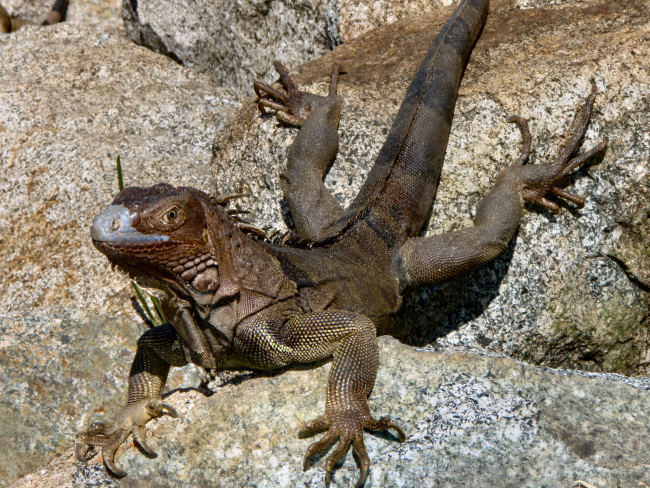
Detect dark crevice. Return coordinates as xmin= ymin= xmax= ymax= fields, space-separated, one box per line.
xmin=604 ymin=253 xmax=650 ymax=293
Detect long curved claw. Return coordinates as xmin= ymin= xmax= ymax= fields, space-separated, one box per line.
xmin=74 ymin=439 xmax=96 ymax=462
xmin=303 ymin=431 xmax=337 ymax=471
xmin=133 ymin=425 xmax=158 ymax=458
xmin=75 ymin=398 xmax=179 ymax=478
xmin=324 ymin=438 xmax=352 ymax=486
xmin=352 ymin=437 xmax=370 ymax=488
xmin=161 ymin=402 xmax=178 ymax=418
xmin=103 ymin=449 xmax=128 ymax=478
xmin=366 ymin=415 xmax=407 ymax=442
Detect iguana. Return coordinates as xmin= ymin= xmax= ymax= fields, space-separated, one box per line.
xmin=76 ymin=0 xmax=607 ymax=485
xmin=0 ymin=0 xmax=68 ymax=33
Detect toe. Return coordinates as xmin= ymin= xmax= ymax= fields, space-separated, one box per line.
xmin=352 ymin=437 xmax=370 ymax=488
xmin=299 ymin=415 xmax=329 ymax=438
xmin=133 ymin=425 xmax=158 ymax=458
xmin=366 ymin=416 xmax=406 ymax=442
xmin=74 ymin=439 xmax=96 ymax=462
xmin=303 ymin=431 xmax=337 ymax=471
xmin=324 ymin=436 xmax=352 ymax=483
xmin=103 ymin=442 xmax=128 ymax=478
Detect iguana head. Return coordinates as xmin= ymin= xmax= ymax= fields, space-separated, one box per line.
xmin=91 ymin=183 xmax=222 ymax=295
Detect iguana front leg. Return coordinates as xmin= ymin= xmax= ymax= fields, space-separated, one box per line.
xmin=254 ymin=63 xmax=346 ymax=241
xmin=275 ymin=311 xmax=405 ymax=487
xmin=395 ymin=83 xmax=608 ymax=287
xmin=75 ymin=323 xmax=186 ymax=476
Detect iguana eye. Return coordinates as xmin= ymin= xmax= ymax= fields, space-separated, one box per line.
xmin=160 ymin=205 xmax=184 ymax=227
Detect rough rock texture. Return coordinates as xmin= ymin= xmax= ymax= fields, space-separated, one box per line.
xmin=1 ymin=0 xmax=123 ymax=32
xmin=337 ymin=0 xmax=446 ymax=42
xmin=0 ymin=23 xmax=238 ymax=485
xmin=12 ymin=337 xmax=650 ymax=487
xmin=213 ymin=0 xmax=649 ymax=375
xmin=121 ymin=0 xmax=330 ymax=91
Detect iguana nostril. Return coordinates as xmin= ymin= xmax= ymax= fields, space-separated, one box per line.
xmin=91 ymin=204 xmax=168 ymax=243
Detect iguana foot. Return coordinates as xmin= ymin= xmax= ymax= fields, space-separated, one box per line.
xmin=74 ymin=398 xmax=177 ymax=477
xmin=254 ymin=62 xmax=343 ymax=126
xmin=300 ymin=405 xmax=405 ymax=487
xmin=505 ymin=81 xmax=608 ymax=213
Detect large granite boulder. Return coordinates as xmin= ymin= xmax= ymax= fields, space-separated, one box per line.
xmin=0 ymin=22 xmax=239 ymax=485
xmin=213 ymin=0 xmax=649 ymax=375
xmin=12 ymin=337 xmax=650 ymax=487
xmin=122 ymin=0 xmax=331 ymax=90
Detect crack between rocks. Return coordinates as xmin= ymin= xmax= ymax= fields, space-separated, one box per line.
xmin=603 ymin=253 xmax=650 ymax=293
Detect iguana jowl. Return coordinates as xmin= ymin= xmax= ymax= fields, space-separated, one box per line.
xmin=77 ymin=0 xmax=607 ymax=485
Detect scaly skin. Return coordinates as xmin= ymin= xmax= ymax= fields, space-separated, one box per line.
xmin=0 ymin=0 xmax=68 ymax=33
xmin=77 ymin=0 xmax=607 ymax=485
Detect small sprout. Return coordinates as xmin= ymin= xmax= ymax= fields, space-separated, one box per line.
xmin=131 ymin=280 xmax=166 ymax=328
xmin=116 ymin=154 xmax=124 ymax=191
xmin=150 ymin=293 xmax=167 ymax=325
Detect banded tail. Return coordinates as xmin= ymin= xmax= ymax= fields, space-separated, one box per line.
xmin=341 ymin=0 xmax=490 ymax=243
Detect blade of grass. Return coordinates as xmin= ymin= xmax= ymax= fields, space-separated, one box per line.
xmin=116 ymin=154 xmax=124 ymax=191
xmin=131 ymin=280 xmax=155 ymax=326
xmin=149 ymin=293 xmax=167 ymax=324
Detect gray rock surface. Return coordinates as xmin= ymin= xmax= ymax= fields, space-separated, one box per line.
xmin=213 ymin=0 xmax=649 ymax=375
xmin=0 ymin=23 xmax=239 ymax=485
xmin=122 ymin=0 xmax=331 ymax=91
xmin=11 ymin=337 xmax=650 ymax=487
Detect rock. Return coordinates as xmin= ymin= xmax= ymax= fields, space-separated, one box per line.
xmin=0 ymin=23 xmax=239 ymax=484
xmin=11 ymin=337 xmax=650 ymax=487
xmin=337 ymin=0 xmax=442 ymax=42
xmin=121 ymin=0 xmax=331 ymax=91
xmin=213 ymin=0 xmax=649 ymax=375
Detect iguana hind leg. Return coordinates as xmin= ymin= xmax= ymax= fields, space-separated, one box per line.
xmin=254 ymin=63 xmax=346 ymax=241
xmin=75 ymin=323 xmax=186 ymax=477
xmin=275 ymin=311 xmax=405 ymax=487
xmin=396 ymin=82 xmax=607 ymax=288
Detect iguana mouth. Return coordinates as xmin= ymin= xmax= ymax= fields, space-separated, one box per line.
xmin=91 ymin=203 xmax=219 ymax=293
xmin=91 ymin=204 xmax=169 ymax=245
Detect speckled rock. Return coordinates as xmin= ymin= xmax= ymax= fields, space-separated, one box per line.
xmin=0 ymin=23 xmax=238 ymax=485
xmin=12 ymin=337 xmax=650 ymax=487
xmin=337 ymin=0 xmax=445 ymax=42
xmin=213 ymin=0 xmax=649 ymax=375
xmin=121 ymin=0 xmax=331 ymax=91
